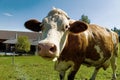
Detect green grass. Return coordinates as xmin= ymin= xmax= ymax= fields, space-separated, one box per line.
xmin=0 ymin=56 xmax=59 ymax=80
xmin=0 ymin=55 xmax=119 ymax=80
xmin=0 ymin=44 xmax=119 ymax=80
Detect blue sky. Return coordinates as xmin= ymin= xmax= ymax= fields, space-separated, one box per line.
xmin=0 ymin=0 xmax=120 ymax=31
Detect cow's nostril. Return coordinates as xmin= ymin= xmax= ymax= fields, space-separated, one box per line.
xmin=50 ymin=45 xmax=56 ymax=52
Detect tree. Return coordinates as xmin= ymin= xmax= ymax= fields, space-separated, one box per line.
xmin=111 ymin=26 xmax=120 ymax=42
xmin=113 ymin=27 xmax=118 ymax=31
xmin=80 ymin=14 xmax=90 ymax=24
xmin=15 ymin=36 xmax=30 ymax=54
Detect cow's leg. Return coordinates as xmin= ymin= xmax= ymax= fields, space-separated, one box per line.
xmin=110 ymin=55 xmax=117 ymax=80
xmin=90 ymin=67 xmax=100 ymax=80
xmin=55 ymin=61 xmax=73 ymax=80
xmin=68 ymin=70 xmax=77 ymax=80
xmin=68 ymin=64 xmax=81 ymax=80
xmin=59 ymin=71 xmax=66 ymax=80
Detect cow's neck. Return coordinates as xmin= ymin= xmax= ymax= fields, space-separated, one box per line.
xmin=58 ymin=32 xmax=88 ymax=61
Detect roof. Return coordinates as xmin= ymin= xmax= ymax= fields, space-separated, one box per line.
xmin=3 ymin=39 xmax=38 ymax=45
xmin=3 ymin=39 xmax=17 ymax=44
xmin=0 ymin=30 xmax=40 ymax=40
xmin=0 ymin=30 xmax=41 ymax=43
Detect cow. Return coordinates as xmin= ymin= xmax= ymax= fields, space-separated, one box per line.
xmin=24 ymin=8 xmax=119 ymax=80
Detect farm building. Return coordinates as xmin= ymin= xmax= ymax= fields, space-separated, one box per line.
xmin=0 ymin=30 xmax=41 ymax=55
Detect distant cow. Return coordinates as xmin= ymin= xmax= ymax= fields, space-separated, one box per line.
xmin=24 ymin=8 xmax=119 ymax=80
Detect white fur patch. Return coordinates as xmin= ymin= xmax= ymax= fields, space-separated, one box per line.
xmin=111 ymin=31 xmax=117 ymax=45
xmin=55 ymin=61 xmax=74 ymax=72
xmin=84 ymin=45 xmax=104 ymax=66
xmin=94 ymin=45 xmax=104 ymax=59
xmin=84 ymin=31 xmax=89 ymax=40
xmin=94 ymin=45 xmax=101 ymax=53
xmin=53 ymin=57 xmax=58 ymax=61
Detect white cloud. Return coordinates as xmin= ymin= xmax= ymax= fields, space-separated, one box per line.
xmin=3 ymin=13 xmax=13 ymax=17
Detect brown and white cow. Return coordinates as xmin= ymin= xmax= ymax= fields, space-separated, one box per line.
xmin=24 ymin=8 xmax=119 ymax=80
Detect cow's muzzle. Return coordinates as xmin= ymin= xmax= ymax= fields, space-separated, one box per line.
xmin=38 ymin=43 xmax=57 ymax=58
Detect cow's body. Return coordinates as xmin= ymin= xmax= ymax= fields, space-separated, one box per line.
xmin=24 ymin=8 xmax=119 ymax=80
xmin=55 ymin=23 xmax=119 ymax=80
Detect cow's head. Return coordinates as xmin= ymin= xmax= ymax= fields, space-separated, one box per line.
xmin=24 ymin=8 xmax=88 ymax=60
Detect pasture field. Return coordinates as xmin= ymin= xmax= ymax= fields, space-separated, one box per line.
xmin=0 ymin=44 xmax=120 ymax=80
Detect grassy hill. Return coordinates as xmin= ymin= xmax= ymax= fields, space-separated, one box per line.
xmin=0 ymin=44 xmax=119 ymax=80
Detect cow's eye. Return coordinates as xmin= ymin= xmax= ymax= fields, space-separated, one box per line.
xmin=64 ymin=25 xmax=69 ymax=31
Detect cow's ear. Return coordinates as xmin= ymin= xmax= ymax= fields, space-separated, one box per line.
xmin=24 ymin=19 xmax=42 ymax=32
xmin=69 ymin=21 xmax=88 ymax=33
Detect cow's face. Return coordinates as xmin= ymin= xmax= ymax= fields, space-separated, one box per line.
xmin=24 ymin=8 xmax=88 ymax=60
